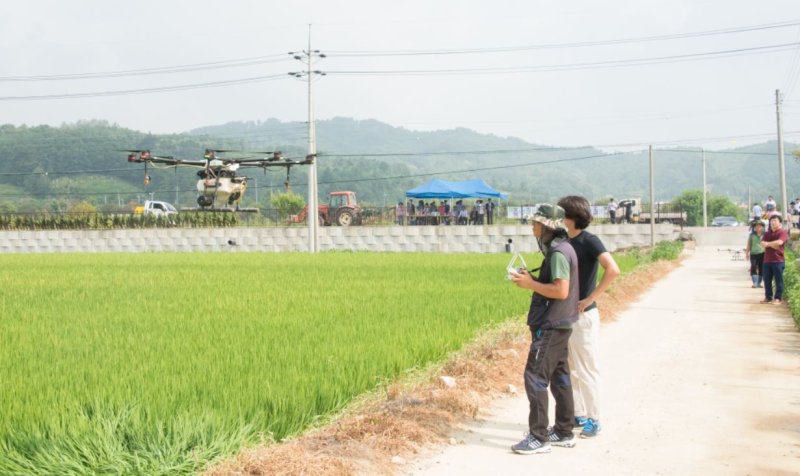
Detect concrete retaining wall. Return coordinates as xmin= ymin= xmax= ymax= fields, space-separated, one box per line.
xmin=0 ymin=224 xmax=680 ymax=254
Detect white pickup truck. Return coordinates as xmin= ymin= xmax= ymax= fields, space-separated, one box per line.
xmin=134 ymin=200 xmax=178 ymax=216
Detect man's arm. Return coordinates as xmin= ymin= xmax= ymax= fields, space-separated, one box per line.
xmin=763 ymin=231 xmax=787 ymax=249
xmin=578 ymin=251 xmax=620 ymax=312
xmin=764 ymin=239 xmax=785 ymax=249
xmin=511 ymin=271 xmax=569 ymax=299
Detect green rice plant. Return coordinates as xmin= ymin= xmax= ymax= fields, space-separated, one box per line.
xmin=0 ymin=253 xmax=533 ymax=474
xmin=0 ymin=246 xmax=671 ymax=474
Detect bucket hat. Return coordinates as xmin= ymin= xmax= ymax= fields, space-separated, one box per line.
xmin=529 ymin=203 xmax=566 ymax=230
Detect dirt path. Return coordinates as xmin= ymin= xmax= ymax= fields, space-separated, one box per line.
xmin=407 ymin=246 xmax=800 ymax=475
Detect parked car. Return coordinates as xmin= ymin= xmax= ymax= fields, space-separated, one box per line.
xmin=134 ymin=200 xmax=179 ymax=217
xmin=711 ymin=216 xmax=739 ymax=227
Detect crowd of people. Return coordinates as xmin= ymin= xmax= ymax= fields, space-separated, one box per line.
xmin=752 ymin=194 xmax=800 ymax=229
xmin=395 ymin=198 xmax=496 ymax=226
xmin=507 ymin=195 xmax=620 ymax=454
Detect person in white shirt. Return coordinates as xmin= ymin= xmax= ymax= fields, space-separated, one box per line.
xmin=607 ymin=198 xmax=617 ymax=224
xmin=752 ymin=203 xmax=763 ymax=221
xmin=765 ymin=195 xmax=777 ymax=212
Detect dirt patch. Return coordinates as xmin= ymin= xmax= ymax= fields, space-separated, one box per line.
xmin=206 ymin=257 xmax=681 ymax=476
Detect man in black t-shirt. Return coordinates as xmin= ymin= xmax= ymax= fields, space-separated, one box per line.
xmin=557 ymin=196 xmax=620 ymax=439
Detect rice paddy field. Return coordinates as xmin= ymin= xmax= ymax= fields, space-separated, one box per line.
xmin=0 ymin=246 xmax=673 ymax=475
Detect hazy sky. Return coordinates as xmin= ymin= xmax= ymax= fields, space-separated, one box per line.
xmin=1 ymin=0 xmax=800 ymax=150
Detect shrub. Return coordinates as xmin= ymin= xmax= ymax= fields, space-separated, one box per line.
xmin=783 ymin=250 xmax=800 ymax=329
xmin=649 ymin=240 xmax=684 ymax=261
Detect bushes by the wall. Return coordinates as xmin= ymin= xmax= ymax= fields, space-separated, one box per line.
xmin=783 ymin=250 xmax=800 ymax=329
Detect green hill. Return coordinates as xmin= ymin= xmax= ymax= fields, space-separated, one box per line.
xmin=0 ymin=118 xmax=797 ymax=212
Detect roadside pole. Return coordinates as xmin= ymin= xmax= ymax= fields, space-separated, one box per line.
xmin=776 ymin=89 xmax=789 ymax=226
xmin=649 ymin=145 xmax=655 ymax=248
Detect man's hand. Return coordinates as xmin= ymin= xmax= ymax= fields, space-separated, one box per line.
xmin=577 ymin=297 xmax=593 ymax=313
xmin=510 ymin=269 xmax=535 ymax=290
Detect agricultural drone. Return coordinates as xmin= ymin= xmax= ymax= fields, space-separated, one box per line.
xmin=125 ymin=149 xmax=314 ymax=211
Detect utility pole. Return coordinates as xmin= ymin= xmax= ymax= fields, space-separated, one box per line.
xmin=290 ymin=26 xmax=326 ymax=253
xmin=649 ymin=145 xmax=655 ymax=248
xmin=776 ymin=89 xmax=789 ymax=223
xmin=702 ymin=148 xmax=707 ymax=228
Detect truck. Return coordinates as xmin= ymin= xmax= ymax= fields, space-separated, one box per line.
xmin=134 ymin=200 xmax=179 ymax=217
xmin=637 ymin=202 xmax=687 ymax=225
xmin=290 ymin=191 xmax=362 ymax=226
xmin=637 ymin=210 xmax=687 ymax=224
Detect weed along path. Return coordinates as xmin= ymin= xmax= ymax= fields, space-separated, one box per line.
xmin=408 ymin=246 xmax=800 ymax=475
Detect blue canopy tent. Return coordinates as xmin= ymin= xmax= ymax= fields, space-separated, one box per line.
xmin=405 ymin=179 xmax=508 ymax=199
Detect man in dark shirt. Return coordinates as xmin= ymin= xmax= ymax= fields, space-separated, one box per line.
xmin=557 ymin=196 xmax=620 ymax=439
xmin=761 ymin=214 xmax=789 ymax=304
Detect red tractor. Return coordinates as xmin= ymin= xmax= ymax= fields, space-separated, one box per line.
xmin=290 ymin=191 xmax=362 ymax=226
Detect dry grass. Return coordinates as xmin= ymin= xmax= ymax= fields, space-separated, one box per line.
xmin=206 ymin=255 xmax=682 ymax=476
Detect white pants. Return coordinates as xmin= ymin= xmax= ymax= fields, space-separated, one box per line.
xmin=568 ymin=307 xmax=601 ymax=420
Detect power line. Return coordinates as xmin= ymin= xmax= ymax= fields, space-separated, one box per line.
xmin=0 ymin=150 xmax=636 ymax=197
xmin=327 ymin=19 xmax=800 ymax=56
xmin=316 ymin=151 xmax=638 ymax=186
xmin=0 ymin=73 xmax=289 ymax=101
xmin=6 ymin=141 xmax=797 ymax=198
xmin=4 ymin=133 xmax=799 ymax=179
xmin=1 ymin=41 xmax=796 ymax=102
xmin=0 ymin=126 xmax=310 ymax=149
xmin=6 ymin=18 xmax=795 ymax=83
xmin=0 ymin=167 xmax=135 ymax=177
xmin=781 ymin=26 xmax=800 ymax=101
xmin=582 ymin=130 xmax=800 ymax=149
xmin=327 ymin=42 xmax=800 ymax=76
xmin=0 ymin=55 xmax=291 ymax=82
xmin=319 ymin=145 xmax=595 ymax=157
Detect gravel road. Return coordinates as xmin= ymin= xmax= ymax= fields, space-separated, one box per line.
xmin=408 ymin=245 xmax=800 ymax=475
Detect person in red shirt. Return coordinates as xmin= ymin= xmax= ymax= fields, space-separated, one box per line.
xmin=761 ymin=214 xmax=789 ymax=304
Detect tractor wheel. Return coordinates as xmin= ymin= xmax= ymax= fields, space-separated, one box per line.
xmin=318 ymin=214 xmax=325 ymax=226
xmin=337 ymin=209 xmax=355 ymax=226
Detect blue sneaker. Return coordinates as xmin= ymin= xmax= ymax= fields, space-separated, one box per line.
xmin=511 ymin=433 xmax=551 ymax=454
xmin=580 ymin=418 xmax=601 ymax=438
xmin=574 ymin=416 xmax=589 ymax=428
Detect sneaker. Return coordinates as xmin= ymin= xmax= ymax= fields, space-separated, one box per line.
xmin=574 ymin=416 xmax=589 ymax=428
xmin=760 ymin=299 xmax=773 ymax=304
xmin=511 ymin=433 xmax=551 ymax=455
xmin=773 ymin=299 xmax=783 ymax=305
xmin=546 ymin=430 xmax=577 ymax=448
xmin=580 ymin=419 xmax=601 ymax=438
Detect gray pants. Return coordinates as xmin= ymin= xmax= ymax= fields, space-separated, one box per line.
xmin=524 ymin=327 xmax=574 ymax=442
